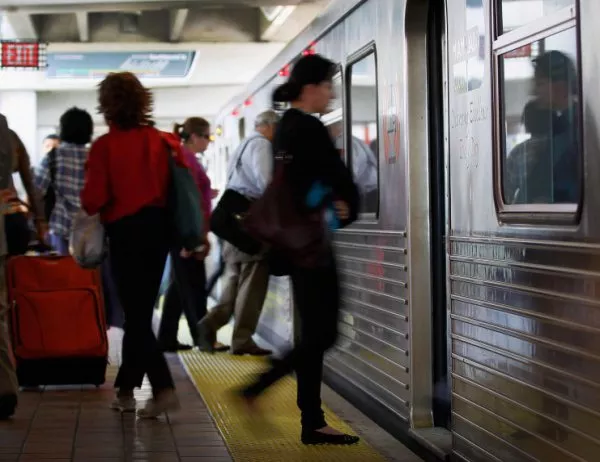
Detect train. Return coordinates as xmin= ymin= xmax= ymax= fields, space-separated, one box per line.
xmin=206 ymin=0 xmax=596 ymax=461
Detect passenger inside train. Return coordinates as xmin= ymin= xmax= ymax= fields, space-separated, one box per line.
xmin=504 ymin=50 xmax=580 ymax=205
xmin=328 ymin=120 xmax=378 ymax=213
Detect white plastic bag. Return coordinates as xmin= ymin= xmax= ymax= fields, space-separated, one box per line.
xmin=69 ymin=209 xmax=106 ymax=269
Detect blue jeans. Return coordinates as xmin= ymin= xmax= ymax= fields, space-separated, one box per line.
xmin=49 ymin=233 xmax=69 ymax=255
xmin=101 ymin=253 xmax=124 ymax=329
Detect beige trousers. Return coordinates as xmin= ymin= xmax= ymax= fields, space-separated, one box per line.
xmin=204 ymin=254 xmax=269 ymax=353
xmin=0 ymin=258 xmax=17 ymax=396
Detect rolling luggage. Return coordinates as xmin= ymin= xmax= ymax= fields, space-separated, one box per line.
xmin=6 ymin=254 xmax=108 ymax=387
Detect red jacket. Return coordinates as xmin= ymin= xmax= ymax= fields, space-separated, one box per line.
xmin=81 ymin=125 xmax=189 ymax=224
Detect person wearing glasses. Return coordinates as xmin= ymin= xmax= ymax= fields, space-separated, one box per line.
xmin=157 ymin=117 xmax=218 ymax=352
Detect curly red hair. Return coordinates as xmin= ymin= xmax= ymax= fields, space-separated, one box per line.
xmin=97 ymin=72 xmax=153 ymax=130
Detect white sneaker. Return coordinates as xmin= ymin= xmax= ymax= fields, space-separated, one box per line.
xmin=137 ymin=390 xmax=180 ymax=419
xmin=110 ymin=396 xmax=136 ymax=412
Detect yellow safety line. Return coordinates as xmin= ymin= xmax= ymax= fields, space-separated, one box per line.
xmin=179 ymin=351 xmax=388 ymax=461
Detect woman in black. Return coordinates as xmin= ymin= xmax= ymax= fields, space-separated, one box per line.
xmin=240 ymin=54 xmax=360 ymax=445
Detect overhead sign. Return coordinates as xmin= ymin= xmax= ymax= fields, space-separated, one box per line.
xmin=46 ymin=51 xmax=196 ymax=79
xmin=0 ymin=41 xmax=47 ymax=69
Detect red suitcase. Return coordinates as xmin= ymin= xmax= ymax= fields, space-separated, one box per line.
xmin=6 ymin=254 xmax=108 ymax=387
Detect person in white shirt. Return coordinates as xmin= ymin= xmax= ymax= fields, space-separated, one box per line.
xmin=197 ymin=110 xmax=279 ymax=356
xmin=329 ymin=121 xmax=378 ymax=213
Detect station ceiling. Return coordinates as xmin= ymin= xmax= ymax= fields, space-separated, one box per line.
xmin=0 ymin=0 xmax=327 ymax=44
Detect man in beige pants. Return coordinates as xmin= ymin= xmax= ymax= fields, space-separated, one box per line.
xmin=0 ymin=113 xmax=19 ymax=419
xmin=197 ymin=111 xmax=279 ymax=356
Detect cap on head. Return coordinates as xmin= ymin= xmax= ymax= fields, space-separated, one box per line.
xmin=533 ymin=50 xmax=577 ymax=87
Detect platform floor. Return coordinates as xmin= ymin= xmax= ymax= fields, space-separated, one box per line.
xmin=0 ymin=320 xmax=423 ymax=461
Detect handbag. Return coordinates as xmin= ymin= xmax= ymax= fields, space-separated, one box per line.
xmin=165 ymin=146 xmax=205 ymax=251
xmin=243 ymin=151 xmax=327 ymax=269
xmin=210 ymin=190 xmax=261 ymax=255
xmin=69 ymin=209 xmax=106 ymax=269
xmin=43 ymin=148 xmax=57 ymax=222
xmin=210 ymin=137 xmax=262 ymax=255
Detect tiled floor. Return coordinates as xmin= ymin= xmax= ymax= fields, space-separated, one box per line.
xmin=0 ymin=316 xmax=422 ymax=462
xmin=0 ymin=356 xmax=232 ymax=462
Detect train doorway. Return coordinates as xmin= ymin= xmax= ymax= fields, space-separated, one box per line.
xmin=427 ymin=0 xmax=450 ymax=430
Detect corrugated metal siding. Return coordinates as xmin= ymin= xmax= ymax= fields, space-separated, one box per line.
xmin=325 ymin=229 xmax=410 ymax=420
xmin=450 ymin=235 xmax=600 ymax=462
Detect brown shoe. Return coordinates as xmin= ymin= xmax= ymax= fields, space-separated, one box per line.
xmin=214 ymin=341 xmax=229 ymax=352
xmin=232 ymin=345 xmax=272 ymax=356
xmin=196 ymin=321 xmax=216 ymax=353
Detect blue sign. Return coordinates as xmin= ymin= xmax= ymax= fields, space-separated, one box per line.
xmin=46 ymin=51 xmax=196 ymax=79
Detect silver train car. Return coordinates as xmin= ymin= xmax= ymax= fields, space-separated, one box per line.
xmin=207 ymin=0 xmax=597 ymax=460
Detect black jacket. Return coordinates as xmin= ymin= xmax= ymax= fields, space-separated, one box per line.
xmin=273 ymin=108 xmax=359 ymax=227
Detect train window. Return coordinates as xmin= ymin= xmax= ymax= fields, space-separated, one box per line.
xmin=497 ymin=26 xmax=581 ymax=215
xmin=325 ymin=69 xmax=343 ymax=116
xmin=238 ymin=117 xmax=246 ymax=141
xmin=347 ymin=49 xmax=379 ymax=216
xmin=499 ymin=0 xmax=575 ymax=34
xmin=323 ymin=68 xmax=345 ymax=160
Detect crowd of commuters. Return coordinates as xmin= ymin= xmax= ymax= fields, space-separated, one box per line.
xmin=0 ymin=54 xmax=362 ymax=445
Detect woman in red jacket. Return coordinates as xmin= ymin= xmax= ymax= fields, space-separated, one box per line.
xmin=81 ymin=72 xmax=179 ymax=418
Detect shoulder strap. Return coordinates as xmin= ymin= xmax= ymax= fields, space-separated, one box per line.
xmin=227 ymin=134 xmax=260 ymax=183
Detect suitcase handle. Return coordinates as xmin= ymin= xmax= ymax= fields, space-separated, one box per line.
xmin=25 ymin=240 xmax=59 ymax=256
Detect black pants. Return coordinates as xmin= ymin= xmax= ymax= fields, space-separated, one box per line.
xmin=245 ymin=255 xmax=339 ymax=431
xmin=158 ymin=248 xmax=207 ymax=347
xmin=106 ymin=206 xmax=174 ymax=394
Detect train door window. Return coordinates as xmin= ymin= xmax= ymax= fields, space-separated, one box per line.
xmin=499 ymin=0 xmax=575 ymax=33
xmin=323 ymin=67 xmax=345 ymax=160
xmin=347 ymin=46 xmax=379 ymax=217
xmin=325 ymin=68 xmax=343 ymax=116
xmin=493 ymin=3 xmax=581 ymax=223
xmin=238 ymin=117 xmax=246 ymax=141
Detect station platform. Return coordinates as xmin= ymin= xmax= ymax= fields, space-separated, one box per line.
xmin=0 ymin=325 xmax=423 ymax=462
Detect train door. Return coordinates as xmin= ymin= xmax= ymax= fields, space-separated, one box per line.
xmin=405 ymin=0 xmax=451 ymax=455
xmin=427 ymin=0 xmax=450 ymax=430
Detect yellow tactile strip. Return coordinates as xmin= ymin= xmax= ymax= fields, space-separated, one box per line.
xmin=179 ymin=350 xmax=388 ymax=462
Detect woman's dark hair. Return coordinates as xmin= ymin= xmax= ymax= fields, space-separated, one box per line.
xmin=97 ymin=72 xmax=153 ymax=130
xmin=173 ymin=117 xmax=210 ymax=142
xmin=273 ymin=54 xmax=336 ymax=103
xmin=59 ymin=107 xmax=93 ymax=145
xmin=45 ymin=134 xmax=59 ymax=141
xmin=533 ymin=50 xmax=577 ymax=93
